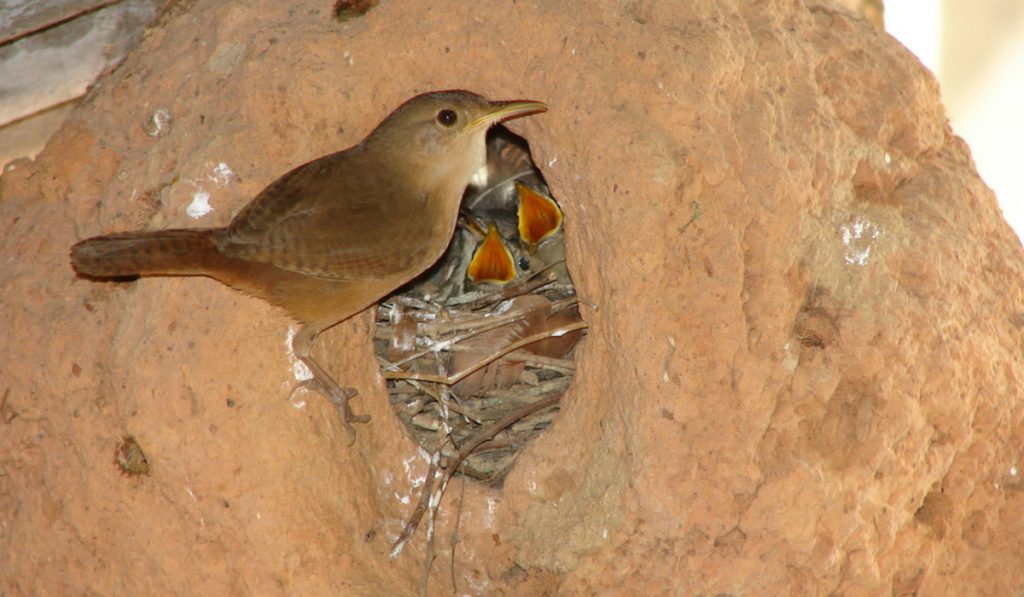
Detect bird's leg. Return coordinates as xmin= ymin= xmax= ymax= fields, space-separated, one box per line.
xmin=290 ymin=323 xmax=371 ymax=442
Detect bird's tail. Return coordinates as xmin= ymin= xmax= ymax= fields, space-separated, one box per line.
xmin=70 ymin=229 xmax=222 ymax=278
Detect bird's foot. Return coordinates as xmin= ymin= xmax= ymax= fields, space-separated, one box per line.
xmin=290 ymin=375 xmax=370 ymax=444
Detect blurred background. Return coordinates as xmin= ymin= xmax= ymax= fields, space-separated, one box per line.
xmin=1 ymin=1 xmax=1021 ymax=243
xmin=885 ymin=0 xmax=1024 ymax=244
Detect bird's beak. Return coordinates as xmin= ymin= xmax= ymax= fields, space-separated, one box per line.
xmin=470 ymin=100 xmax=547 ymax=131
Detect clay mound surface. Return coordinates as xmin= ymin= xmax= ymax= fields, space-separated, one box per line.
xmin=2 ymin=0 xmax=1024 ymax=594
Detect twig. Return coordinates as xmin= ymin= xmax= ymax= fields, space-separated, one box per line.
xmin=392 ymin=452 xmax=441 ymax=560
xmin=380 ymin=296 xmax=575 ymax=374
xmin=449 ymin=470 xmax=468 ymax=593
xmin=419 ymin=294 xmax=578 ymax=337
xmin=444 ymin=346 xmax=577 ymax=372
xmin=391 ymin=392 xmax=562 ymax=555
xmin=383 ymin=322 xmax=588 ymax=385
xmin=380 ymin=307 xmax=537 ymax=372
xmin=450 ymin=268 xmax=559 ymax=310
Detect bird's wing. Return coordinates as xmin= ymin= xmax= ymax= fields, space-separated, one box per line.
xmin=220 ymin=150 xmax=427 ymax=280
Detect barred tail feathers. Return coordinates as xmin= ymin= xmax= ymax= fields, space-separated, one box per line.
xmin=70 ymin=229 xmax=222 ymax=278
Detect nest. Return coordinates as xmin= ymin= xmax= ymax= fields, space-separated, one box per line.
xmin=374 ymin=126 xmax=584 ymax=488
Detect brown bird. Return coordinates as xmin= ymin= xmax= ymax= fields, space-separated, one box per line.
xmin=70 ymin=90 xmax=547 ymax=439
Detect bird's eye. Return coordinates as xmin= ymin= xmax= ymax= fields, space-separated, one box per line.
xmin=437 ymin=109 xmax=458 ymax=127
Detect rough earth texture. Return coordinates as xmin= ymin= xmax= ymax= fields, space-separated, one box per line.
xmin=3 ymin=0 xmax=1024 ymax=594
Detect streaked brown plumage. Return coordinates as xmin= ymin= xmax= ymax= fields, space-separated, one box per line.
xmin=70 ymin=90 xmax=546 ymax=439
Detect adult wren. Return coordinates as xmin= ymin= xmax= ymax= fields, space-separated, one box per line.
xmin=70 ymin=90 xmax=547 ymax=439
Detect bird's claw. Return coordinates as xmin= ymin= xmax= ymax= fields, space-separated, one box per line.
xmin=290 ymin=376 xmax=370 ymax=444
